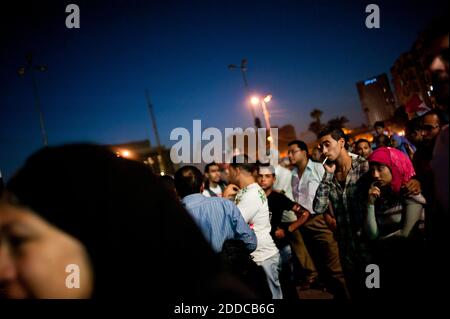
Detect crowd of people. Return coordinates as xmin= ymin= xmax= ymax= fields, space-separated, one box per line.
xmin=0 ymin=16 xmax=447 ymax=300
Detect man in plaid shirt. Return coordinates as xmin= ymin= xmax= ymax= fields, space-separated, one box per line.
xmin=313 ymin=126 xmax=371 ymax=298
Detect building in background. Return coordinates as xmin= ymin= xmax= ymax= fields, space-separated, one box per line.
xmin=390 ymin=30 xmax=436 ymax=114
xmin=276 ymin=124 xmax=297 ymax=157
xmin=356 ymin=73 xmax=396 ymax=127
xmin=108 ymin=140 xmax=177 ymax=176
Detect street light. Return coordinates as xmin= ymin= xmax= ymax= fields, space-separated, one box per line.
xmin=250 ymin=96 xmax=260 ymax=106
xmin=251 ymin=94 xmax=274 ymax=149
xmin=228 ymin=58 xmax=262 ymax=128
xmin=251 ymin=94 xmax=273 ymax=135
xmin=18 ymin=53 xmax=49 ymax=146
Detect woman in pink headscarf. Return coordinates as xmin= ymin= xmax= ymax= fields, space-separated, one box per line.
xmin=364 ymin=147 xmax=427 ymax=298
xmin=365 ymin=147 xmax=426 ymax=240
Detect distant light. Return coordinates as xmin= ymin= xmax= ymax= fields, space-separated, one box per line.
xmin=17 ymin=67 xmax=26 ymax=76
xmin=430 ymin=85 xmax=434 ymax=91
xmin=121 ymin=150 xmax=131 ymax=158
xmin=267 ymin=136 xmax=273 ymax=142
xmin=250 ymin=96 xmax=260 ymax=105
xmin=364 ymin=78 xmax=377 ymax=85
xmin=428 ymin=91 xmax=432 ymax=96
xmin=398 ymin=130 xmax=405 ymax=136
xmin=160 ymin=172 xmax=165 ymax=176
xmin=264 ymin=95 xmax=272 ymax=103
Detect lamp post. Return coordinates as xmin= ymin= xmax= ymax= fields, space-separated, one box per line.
xmin=251 ymin=94 xmax=274 ymax=150
xmin=228 ymin=58 xmax=262 ymax=128
xmin=251 ymin=94 xmax=273 ymax=136
xmin=18 ymin=53 xmax=48 ymax=146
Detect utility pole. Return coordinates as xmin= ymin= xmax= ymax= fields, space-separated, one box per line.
xmin=228 ymin=58 xmax=262 ymax=128
xmin=145 ymin=90 xmax=165 ymax=174
xmin=18 ymin=52 xmax=48 ymax=146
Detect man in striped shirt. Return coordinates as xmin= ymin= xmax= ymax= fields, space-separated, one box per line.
xmin=174 ymin=165 xmax=257 ymax=254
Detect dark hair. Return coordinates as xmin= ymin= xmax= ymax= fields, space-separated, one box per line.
xmin=355 ymin=139 xmax=371 ymax=148
xmin=317 ymin=126 xmax=347 ymax=142
xmin=375 ymin=134 xmax=391 ymax=148
xmin=160 ymin=175 xmax=177 ymax=198
xmin=406 ymin=116 xmax=422 ymax=134
xmin=204 ymin=162 xmax=220 ymax=173
xmin=288 ymin=140 xmax=308 ymax=152
xmin=230 ymin=154 xmax=256 ymax=173
xmin=174 ymin=165 xmax=204 ymax=198
xmin=6 ymin=144 xmax=252 ymax=299
xmin=423 ymin=109 xmax=446 ymax=125
xmin=374 ymin=121 xmax=385 ymax=128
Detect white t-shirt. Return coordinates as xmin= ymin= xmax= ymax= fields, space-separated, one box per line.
xmin=202 ymin=184 xmax=223 ymax=197
xmin=235 ymin=183 xmax=279 ymax=264
xmin=274 ymin=165 xmax=297 ymax=223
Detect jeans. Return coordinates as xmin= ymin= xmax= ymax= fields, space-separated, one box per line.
xmin=260 ymin=252 xmax=283 ymax=299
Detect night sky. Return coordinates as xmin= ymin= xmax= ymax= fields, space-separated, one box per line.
xmin=1 ymin=0 xmax=447 ymax=180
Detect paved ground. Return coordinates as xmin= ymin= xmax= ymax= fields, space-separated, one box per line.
xmin=297 ymin=287 xmax=334 ymax=299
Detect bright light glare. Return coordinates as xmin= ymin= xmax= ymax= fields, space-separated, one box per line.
xmin=250 ymin=96 xmax=260 ymax=105
xmin=264 ymin=95 xmax=272 ymax=103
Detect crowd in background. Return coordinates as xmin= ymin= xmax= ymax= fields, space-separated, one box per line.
xmin=0 ymin=15 xmax=447 ymax=300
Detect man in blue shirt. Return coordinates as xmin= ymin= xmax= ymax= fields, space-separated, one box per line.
xmin=174 ymin=165 xmax=257 ymax=253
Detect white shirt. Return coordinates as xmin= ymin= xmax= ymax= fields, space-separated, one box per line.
xmin=273 ymin=165 xmax=297 ymax=222
xmin=291 ymin=160 xmax=325 ymax=215
xmin=235 ymin=183 xmax=279 ymax=264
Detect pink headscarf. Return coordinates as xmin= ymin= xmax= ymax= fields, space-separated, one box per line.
xmin=367 ymin=147 xmax=416 ymax=193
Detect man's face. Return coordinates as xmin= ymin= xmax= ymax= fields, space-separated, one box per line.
xmin=311 ymin=148 xmax=322 ymax=162
xmin=355 ymin=142 xmax=372 ymax=158
xmin=257 ymin=173 xmax=275 ymax=191
xmin=375 ymin=126 xmax=384 ymax=135
xmin=319 ymin=135 xmax=345 ymax=161
xmin=227 ymin=166 xmax=239 ymax=185
xmin=427 ymin=34 xmax=449 ymax=108
xmin=406 ymin=129 xmax=423 ymax=145
xmin=206 ymin=165 xmax=221 ymax=183
xmin=288 ymin=144 xmax=307 ymax=165
xmin=421 ymin=114 xmax=441 ymax=143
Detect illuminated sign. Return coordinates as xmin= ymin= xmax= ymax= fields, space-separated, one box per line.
xmin=364 ymin=78 xmax=377 ymax=85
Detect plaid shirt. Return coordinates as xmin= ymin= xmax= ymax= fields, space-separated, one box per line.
xmin=313 ymin=153 xmax=371 ymax=268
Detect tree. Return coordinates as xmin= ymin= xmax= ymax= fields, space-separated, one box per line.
xmin=308 ymin=109 xmax=324 ymax=137
xmin=310 ymin=109 xmax=323 ymax=123
xmin=327 ymin=116 xmax=349 ymax=129
xmin=309 ymin=121 xmax=323 ymax=137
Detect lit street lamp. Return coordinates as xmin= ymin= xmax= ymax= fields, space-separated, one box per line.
xmin=228 ymin=58 xmax=262 ymax=128
xmin=251 ymin=94 xmax=273 ymax=141
xmin=18 ymin=53 xmax=49 ymax=146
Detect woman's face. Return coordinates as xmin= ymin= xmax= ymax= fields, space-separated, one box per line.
xmin=0 ymin=198 xmax=93 ymax=299
xmin=370 ymin=163 xmax=393 ymax=187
